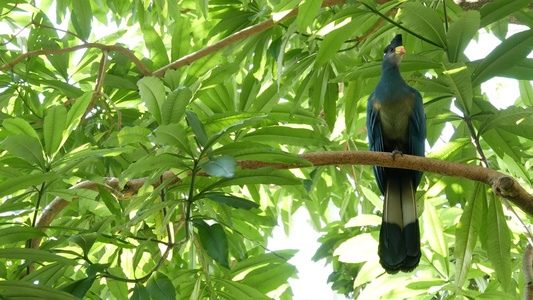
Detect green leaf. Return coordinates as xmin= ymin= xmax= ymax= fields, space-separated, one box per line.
xmin=399 ymin=2 xmax=446 ymax=48
xmin=200 ymin=156 xmax=237 ymax=178
xmin=65 ymin=92 xmax=92 ymax=135
xmin=131 ymin=283 xmax=149 ymax=300
xmin=44 ymin=105 xmax=67 ymax=158
xmin=72 ymin=233 xmax=98 ymax=256
xmin=442 ymin=62 xmax=472 ymax=116
xmin=161 ymin=87 xmax=191 ymax=125
xmin=518 ymin=80 xmax=533 ymax=106
xmin=477 ymin=106 xmax=533 ymax=135
xmin=194 ymin=220 xmax=230 ymax=268
xmin=0 ymin=281 xmax=78 ymax=300
xmin=0 ymin=226 xmax=46 ymax=246
xmin=185 ymin=110 xmax=209 ymax=147
xmin=209 ymin=142 xmax=313 ymax=166
xmin=423 ymin=200 xmax=449 ymax=277
xmin=117 ymin=125 xmax=151 ymax=145
xmin=239 ymin=262 xmax=297 ymax=294
xmin=447 ymin=11 xmax=480 ymax=63
xmin=60 ymin=276 xmax=96 ymax=299
xmin=202 ymin=115 xmax=268 ymax=153
xmin=315 ymin=19 xmax=361 ymax=67
xmin=2 ymin=117 xmax=39 ymax=139
xmin=107 ymin=267 xmax=129 ymax=299
xmin=152 ymin=123 xmax=192 ymax=155
xmin=70 ymin=0 xmax=92 ymax=40
xmin=205 ymin=167 xmax=301 ymax=191
xmin=0 ymin=248 xmax=78 ymax=265
xmin=146 ymin=272 xmax=176 ymax=300
xmin=0 ymin=173 xmax=53 ymax=198
xmin=472 ymin=29 xmax=533 ymax=87
xmin=47 ymin=189 xmax=99 ymax=202
xmin=138 ymin=76 xmax=166 ymax=125
xmin=212 ymin=278 xmax=269 ymax=299
xmin=142 ymin=26 xmax=170 ymax=68
xmin=206 ymin=194 xmax=259 ymax=210
xmin=454 ymin=182 xmax=484 ymax=289
xmin=242 ymin=126 xmax=328 ymax=147
xmin=297 ymin=0 xmax=322 ymax=32
xmin=171 ymin=16 xmax=191 ymax=61
xmin=485 ymin=193 xmax=511 ymax=291
xmin=479 ymin=0 xmax=533 ymax=28
xmin=97 ymin=187 xmax=122 ymax=217
xmin=1 ymin=135 xmax=45 ymax=168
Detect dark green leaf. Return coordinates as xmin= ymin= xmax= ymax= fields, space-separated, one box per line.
xmin=72 ymin=233 xmax=98 ymax=256
xmin=146 ymin=272 xmax=177 ymax=300
xmin=185 ymin=110 xmax=209 ymax=147
xmin=205 ymin=167 xmax=301 ymax=190
xmin=479 ymin=0 xmax=532 ymax=28
xmin=60 ymin=276 xmax=96 ymax=299
xmin=242 ymin=126 xmax=328 ymax=147
xmin=0 ymin=281 xmax=78 ymax=300
xmin=194 ymin=220 xmax=230 ymax=269
xmin=131 ymin=283 xmax=149 ymax=300
xmin=97 ymin=186 xmax=122 ymax=217
xmin=206 ymin=194 xmax=259 ymax=210
xmin=117 ymin=126 xmax=151 ymax=145
xmin=0 ymin=173 xmax=53 ymax=198
xmin=472 ymin=29 xmax=533 ymax=87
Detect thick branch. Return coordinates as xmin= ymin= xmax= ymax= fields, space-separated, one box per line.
xmin=31 ymin=151 xmax=533 ymax=250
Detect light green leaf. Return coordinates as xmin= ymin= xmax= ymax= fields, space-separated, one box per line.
xmin=142 ymin=26 xmax=170 ymax=68
xmin=70 ymin=0 xmax=92 ymax=40
xmin=297 ymin=0 xmax=322 ymax=32
xmin=65 ymin=92 xmax=92 ymax=135
xmin=209 ymin=142 xmax=313 ymax=166
xmin=315 ymin=19 xmax=361 ymax=67
xmin=423 ymin=200 xmax=449 ymax=277
xmin=454 ymin=182 xmax=484 ymax=289
xmin=242 ymin=126 xmax=328 ymax=147
xmin=477 ymin=106 xmax=533 ymax=135
xmin=447 ymin=11 xmax=480 ymax=63
xmin=399 ymin=2 xmax=446 ymax=48
xmin=1 ymin=135 xmax=45 ymax=168
xmin=0 ymin=248 xmax=78 ymax=265
xmin=205 ymin=167 xmax=301 ymax=191
xmin=518 ymin=80 xmax=533 ymax=106
xmin=44 ymin=105 xmax=67 ymax=158
xmin=0 ymin=173 xmax=53 ymax=198
xmin=212 ymin=278 xmax=270 ymax=300
xmin=2 ymin=118 xmax=39 ymax=139
xmin=486 ymin=193 xmax=511 ymax=291
xmin=171 ymin=16 xmax=191 ymax=61
xmin=334 ymin=233 xmax=377 ymax=263
xmin=185 ymin=110 xmax=209 ymax=147
xmin=0 ymin=227 xmax=46 ymax=246
xmin=200 ymin=156 xmax=237 ymax=178
xmin=152 ymin=123 xmax=192 ymax=155
xmin=442 ymin=62 xmax=473 ymax=115
xmin=161 ymin=87 xmax=191 ymax=125
xmin=117 ymin=125 xmax=151 ymax=145
xmin=138 ymin=76 xmax=166 ymax=125
xmin=106 ymin=267 xmax=129 ymax=299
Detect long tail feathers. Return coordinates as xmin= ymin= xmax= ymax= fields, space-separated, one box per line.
xmin=378 ymin=177 xmax=421 ymax=273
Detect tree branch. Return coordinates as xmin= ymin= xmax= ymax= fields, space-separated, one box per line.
xmin=31 ymin=151 xmax=533 ymax=250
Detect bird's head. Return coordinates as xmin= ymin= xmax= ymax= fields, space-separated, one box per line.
xmin=382 ymin=34 xmax=405 ymax=67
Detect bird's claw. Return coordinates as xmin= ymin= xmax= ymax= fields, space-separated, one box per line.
xmin=391 ymin=150 xmax=403 ymax=161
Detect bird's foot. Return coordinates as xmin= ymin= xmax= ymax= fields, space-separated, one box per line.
xmin=391 ymin=150 xmax=403 ymax=161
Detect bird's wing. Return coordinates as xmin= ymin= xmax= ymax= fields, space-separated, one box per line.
xmin=367 ymin=93 xmax=386 ymax=195
xmin=408 ymin=88 xmax=427 ymax=187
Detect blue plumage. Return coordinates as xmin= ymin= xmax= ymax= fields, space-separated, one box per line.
xmin=366 ymin=34 xmax=427 ymax=273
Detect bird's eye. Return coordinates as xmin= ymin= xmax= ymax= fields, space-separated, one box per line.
xmin=390 ymin=48 xmax=394 ymax=53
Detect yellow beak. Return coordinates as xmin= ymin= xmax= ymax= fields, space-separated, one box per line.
xmin=395 ymin=46 xmax=406 ymax=55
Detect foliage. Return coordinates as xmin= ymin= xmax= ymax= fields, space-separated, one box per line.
xmin=1 ymin=0 xmax=533 ymax=299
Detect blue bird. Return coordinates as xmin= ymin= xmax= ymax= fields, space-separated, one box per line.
xmin=366 ymin=34 xmax=427 ymax=274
